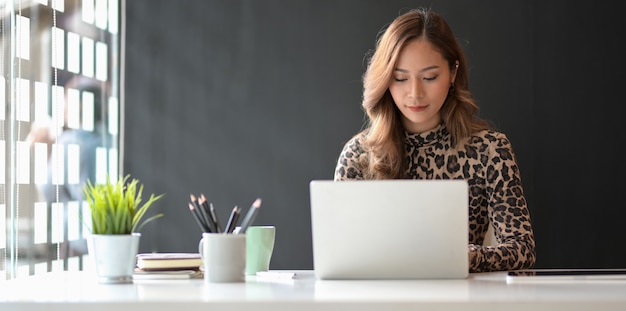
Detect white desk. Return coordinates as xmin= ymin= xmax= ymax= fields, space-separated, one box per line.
xmin=2 ymin=270 xmax=626 ymax=311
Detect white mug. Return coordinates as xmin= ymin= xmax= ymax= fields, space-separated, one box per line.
xmin=198 ymin=233 xmax=246 ymax=282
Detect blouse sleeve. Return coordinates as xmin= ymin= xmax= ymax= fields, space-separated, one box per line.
xmin=468 ymin=132 xmax=536 ymax=272
xmin=334 ymin=134 xmax=366 ymax=181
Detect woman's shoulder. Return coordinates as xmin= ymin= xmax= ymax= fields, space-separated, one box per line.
xmin=335 ymin=131 xmax=369 ymax=180
xmin=465 ymin=129 xmax=518 ymax=162
xmin=469 ymin=129 xmax=512 ymax=146
xmin=339 ymin=131 xmax=368 ymax=156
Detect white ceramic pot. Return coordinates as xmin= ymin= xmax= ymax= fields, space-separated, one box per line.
xmin=87 ymin=233 xmax=141 ymax=284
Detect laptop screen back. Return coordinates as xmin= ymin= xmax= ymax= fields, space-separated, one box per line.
xmin=309 ymin=179 xmax=469 ymax=280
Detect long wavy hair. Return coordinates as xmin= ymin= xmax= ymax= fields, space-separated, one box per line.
xmin=360 ymin=8 xmax=491 ymax=179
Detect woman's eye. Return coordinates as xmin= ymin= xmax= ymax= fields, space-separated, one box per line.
xmin=423 ymin=75 xmax=438 ymax=81
xmin=393 ymin=77 xmax=407 ymax=82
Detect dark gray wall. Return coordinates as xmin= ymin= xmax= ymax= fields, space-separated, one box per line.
xmin=124 ymin=0 xmax=626 ymax=269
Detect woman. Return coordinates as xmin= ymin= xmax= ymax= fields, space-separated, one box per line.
xmin=334 ymin=8 xmax=536 ymax=272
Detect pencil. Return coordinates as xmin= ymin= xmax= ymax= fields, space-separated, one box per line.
xmin=188 ymin=203 xmax=209 ymax=232
xmin=189 ymin=194 xmax=214 ymax=232
xmin=200 ymin=194 xmax=220 ymax=233
xmin=197 ymin=194 xmax=217 ymax=233
xmin=237 ymin=198 xmax=262 ymax=234
xmin=209 ymin=202 xmax=222 ymax=233
xmin=225 ymin=206 xmax=240 ymax=234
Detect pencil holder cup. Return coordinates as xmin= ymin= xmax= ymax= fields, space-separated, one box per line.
xmin=198 ymin=233 xmax=246 ymax=283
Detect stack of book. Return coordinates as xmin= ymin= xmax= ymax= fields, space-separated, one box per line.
xmin=133 ymin=253 xmax=204 ymax=280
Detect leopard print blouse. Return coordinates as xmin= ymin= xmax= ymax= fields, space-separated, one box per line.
xmin=334 ymin=124 xmax=536 ymax=273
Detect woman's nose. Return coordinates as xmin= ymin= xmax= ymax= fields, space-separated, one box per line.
xmin=409 ymin=80 xmax=423 ymax=98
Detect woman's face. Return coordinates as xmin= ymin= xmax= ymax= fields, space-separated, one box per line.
xmin=388 ymin=39 xmax=457 ymax=134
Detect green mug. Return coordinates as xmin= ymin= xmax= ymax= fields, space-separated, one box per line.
xmin=244 ymin=226 xmax=276 ymax=275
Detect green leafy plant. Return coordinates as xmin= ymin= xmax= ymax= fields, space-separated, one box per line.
xmin=84 ymin=174 xmax=164 ymax=235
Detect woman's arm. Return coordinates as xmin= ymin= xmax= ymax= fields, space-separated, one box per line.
xmin=468 ymin=133 xmax=536 ymax=272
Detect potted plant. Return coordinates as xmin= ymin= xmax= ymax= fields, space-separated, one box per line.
xmin=84 ymin=174 xmax=164 ymax=284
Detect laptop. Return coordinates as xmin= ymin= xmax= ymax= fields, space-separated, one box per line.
xmin=309 ymin=179 xmax=469 ymax=280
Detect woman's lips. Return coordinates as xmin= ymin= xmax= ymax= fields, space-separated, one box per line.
xmin=407 ymin=105 xmax=427 ymax=112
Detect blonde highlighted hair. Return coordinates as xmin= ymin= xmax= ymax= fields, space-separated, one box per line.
xmin=360 ymin=8 xmax=491 ymax=179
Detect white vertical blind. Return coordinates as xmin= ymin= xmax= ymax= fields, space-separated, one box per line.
xmin=1 ymin=0 xmax=124 ymax=280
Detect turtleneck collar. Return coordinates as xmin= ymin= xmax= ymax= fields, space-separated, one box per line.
xmin=403 ymin=123 xmax=450 ymax=148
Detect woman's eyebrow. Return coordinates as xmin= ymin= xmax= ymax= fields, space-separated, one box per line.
xmin=394 ymin=65 xmax=440 ymax=73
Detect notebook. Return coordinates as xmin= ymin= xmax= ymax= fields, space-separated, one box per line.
xmin=309 ymin=179 xmax=469 ymax=280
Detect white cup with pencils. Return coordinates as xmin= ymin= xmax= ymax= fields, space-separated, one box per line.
xmin=199 ymin=233 xmax=246 ymax=283
xmin=193 ymin=197 xmax=263 ymax=282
